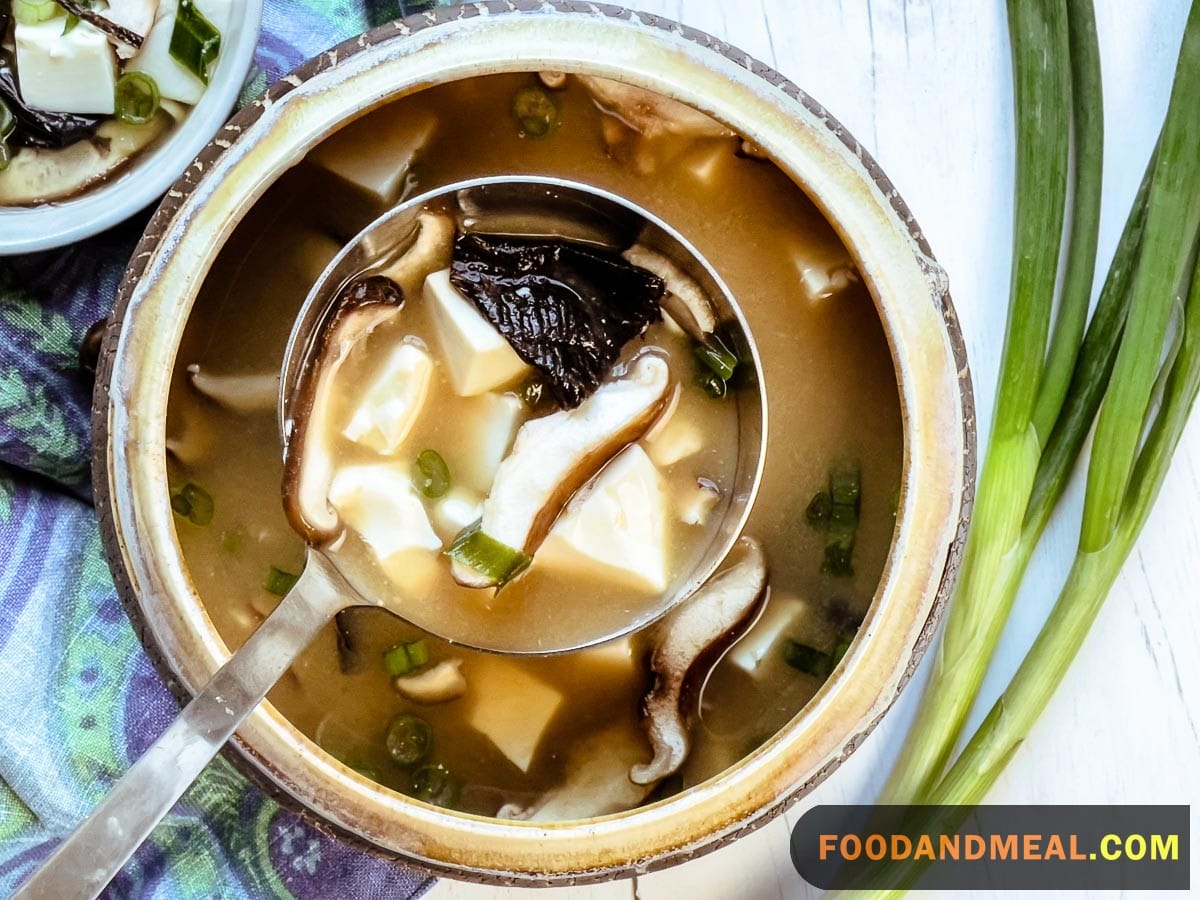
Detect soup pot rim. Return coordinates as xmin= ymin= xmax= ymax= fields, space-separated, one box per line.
xmin=93 ymin=0 xmax=976 ymax=884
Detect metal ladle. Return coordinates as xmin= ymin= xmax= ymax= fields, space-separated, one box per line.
xmin=17 ymin=176 xmax=766 ymax=900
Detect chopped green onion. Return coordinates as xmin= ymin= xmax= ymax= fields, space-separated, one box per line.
xmin=0 ymin=142 xmax=10 ymax=174
xmin=404 ymin=639 xmax=429 ymax=668
xmin=0 ymin=101 xmax=13 ymax=141
xmin=114 ymin=72 xmax=160 ymax=125
xmin=511 ymin=85 xmax=558 ymax=138
xmin=169 ymin=0 xmax=221 ymax=85
xmin=693 ymin=335 xmax=739 ymax=399
xmin=872 ymin=0 xmax=1102 ymax=813
xmin=170 ymin=482 xmax=214 ymax=526
xmin=829 ymin=462 xmax=861 ymax=507
xmin=696 ymin=370 xmax=728 ymax=399
xmin=445 ymin=521 xmax=531 ymax=586
xmin=830 ymin=632 xmax=854 ymax=668
xmin=383 ymin=640 xmax=429 ymax=677
xmin=409 ymin=762 xmax=459 ymax=808
xmin=385 ymin=714 xmax=432 ymax=766
xmin=414 ymin=449 xmax=450 ymax=498
xmin=694 ymin=335 xmax=739 ymax=382
xmin=782 ymin=640 xmax=832 ymax=678
xmin=219 ymin=529 xmax=244 ymax=554
xmin=263 ymin=565 xmax=299 ymax=596
xmin=13 ymin=0 xmax=59 ymax=25
xmin=804 ymin=490 xmax=831 ymax=527
xmin=821 ymin=461 xmax=861 ymax=576
xmin=62 ymin=12 xmax=79 ymax=33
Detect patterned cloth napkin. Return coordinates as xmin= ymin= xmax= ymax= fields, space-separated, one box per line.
xmin=0 ymin=2 xmax=450 ymax=896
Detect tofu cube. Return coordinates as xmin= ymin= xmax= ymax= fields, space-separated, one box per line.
xmin=578 ymin=637 xmax=636 ymax=679
xmin=342 ymin=342 xmax=434 ymax=455
xmin=727 ymin=592 xmax=814 ymax=677
xmin=466 ymin=656 xmax=563 ymax=773
xmin=431 ymin=487 xmax=483 ymax=542
xmin=677 ymin=479 xmax=721 ymax=526
xmin=457 ymin=392 xmax=524 ymax=493
xmin=285 ymin=231 xmax=342 ymax=297
xmin=682 ymin=139 xmax=734 ymax=187
xmin=424 ymin=269 xmax=529 ymax=396
xmin=127 ymin=0 xmax=233 ymax=105
xmin=644 ymin=417 xmax=703 ymax=467
xmin=15 ymin=20 xmax=117 ymax=115
xmin=328 ymin=464 xmax=442 ymax=597
xmin=309 ymin=108 xmax=437 ymax=209
xmin=105 ymin=0 xmax=160 ymax=56
xmin=537 ymin=445 xmax=670 ymax=594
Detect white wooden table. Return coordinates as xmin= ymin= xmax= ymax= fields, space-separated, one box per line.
xmin=430 ymin=2 xmax=1200 ymax=897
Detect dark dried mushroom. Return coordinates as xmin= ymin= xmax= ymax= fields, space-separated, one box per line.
xmin=282 ymin=275 xmax=405 ymax=543
xmin=0 ymin=50 xmax=101 ymax=150
xmin=630 ymin=536 xmax=768 ymax=785
xmin=449 ymin=233 xmax=665 ymax=408
xmin=450 ymin=352 xmax=672 ymax=589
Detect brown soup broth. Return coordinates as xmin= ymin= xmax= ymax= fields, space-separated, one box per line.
xmin=166 ymin=72 xmax=904 ymax=816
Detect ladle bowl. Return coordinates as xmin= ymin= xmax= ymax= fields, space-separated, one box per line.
xmin=17 ymin=177 xmax=767 ymax=899
xmin=280 ymin=176 xmax=768 ymax=654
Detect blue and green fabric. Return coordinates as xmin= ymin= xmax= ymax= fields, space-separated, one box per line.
xmin=0 ymin=2 xmax=450 ymax=896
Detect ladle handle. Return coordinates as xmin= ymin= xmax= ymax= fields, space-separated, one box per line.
xmin=14 ymin=550 xmax=347 ymax=900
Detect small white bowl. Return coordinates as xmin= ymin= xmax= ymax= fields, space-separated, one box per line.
xmin=0 ymin=0 xmax=262 ymax=255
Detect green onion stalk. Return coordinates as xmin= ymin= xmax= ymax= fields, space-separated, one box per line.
xmin=880 ymin=0 xmax=1100 ymax=806
xmin=847 ymin=1 xmax=1200 ymax=894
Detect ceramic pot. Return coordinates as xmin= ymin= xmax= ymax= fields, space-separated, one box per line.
xmin=93 ymin=1 xmax=974 ymax=884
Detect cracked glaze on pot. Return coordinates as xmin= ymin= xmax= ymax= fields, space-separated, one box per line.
xmin=92 ymin=1 xmax=975 ymax=884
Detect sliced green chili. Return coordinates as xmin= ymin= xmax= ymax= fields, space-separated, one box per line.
xmin=445 ymin=521 xmax=531 ymax=586
xmin=264 ymin=565 xmax=300 ymax=596
xmin=415 ymin=449 xmax=451 ymax=498
xmin=169 ymin=0 xmax=221 ymax=85
xmin=385 ymin=714 xmax=432 ymax=766
xmin=114 ymin=72 xmax=160 ymax=125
